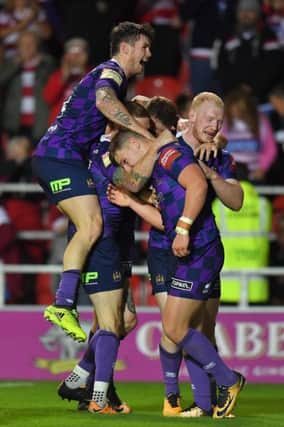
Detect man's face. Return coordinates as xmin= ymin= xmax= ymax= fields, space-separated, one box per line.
xmin=127 ymin=35 xmax=151 ymax=76
xmin=191 ymin=101 xmax=224 ymax=144
xmin=114 ymin=139 xmax=145 ymax=173
xmin=238 ymin=10 xmax=259 ymax=30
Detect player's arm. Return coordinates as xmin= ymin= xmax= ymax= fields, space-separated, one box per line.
xmin=178 ymin=164 xmax=208 ymax=226
xmin=198 ymin=160 xmax=244 ymax=211
xmin=172 ymin=163 xmax=208 ymax=257
xmin=107 ymin=184 xmax=164 ymax=230
xmin=112 ymin=129 xmax=175 ymax=193
xmin=96 ymin=86 xmax=153 ymax=139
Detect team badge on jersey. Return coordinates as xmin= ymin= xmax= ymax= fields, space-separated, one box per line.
xmin=159 ymin=147 xmax=181 ymax=169
xmin=101 ymin=69 xmax=123 ymax=86
xmin=102 ymin=151 xmax=112 ymax=167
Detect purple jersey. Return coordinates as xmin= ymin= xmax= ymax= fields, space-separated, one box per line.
xmin=152 ymin=141 xmax=220 ymax=249
xmin=35 ymin=60 xmax=128 ymax=161
xmin=178 ymin=136 xmax=236 ymax=206
xmin=91 ymin=140 xmax=135 ymax=240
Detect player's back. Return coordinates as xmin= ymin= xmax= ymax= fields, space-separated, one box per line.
xmin=35 ymin=60 xmax=127 ymax=161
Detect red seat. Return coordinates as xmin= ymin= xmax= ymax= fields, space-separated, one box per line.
xmin=134 ymin=75 xmax=182 ymax=102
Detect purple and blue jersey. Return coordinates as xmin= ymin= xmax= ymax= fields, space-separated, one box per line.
xmin=35 ymin=59 xmax=128 ymax=161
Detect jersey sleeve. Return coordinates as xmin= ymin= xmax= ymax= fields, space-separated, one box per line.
xmin=95 ymin=67 xmax=124 ymax=97
xmin=158 ymin=144 xmax=197 ymax=181
xmin=218 ymin=151 xmax=237 ymax=180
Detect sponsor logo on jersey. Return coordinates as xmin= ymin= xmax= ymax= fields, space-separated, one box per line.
xmin=171 ymin=277 xmax=193 ymax=291
xmin=101 ymin=69 xmax=123 ymax=86
xmin=50 ymin=178 xmax=71 ymax=193
xmin=159 ymin=148 xmax=181 ymax=169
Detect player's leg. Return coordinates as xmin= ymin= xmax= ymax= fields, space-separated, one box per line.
xmin=163 ymin=239 xmax=245 ymax=419
xmin=104 ymin=278 xmax=136 ymax=415
xmin=181 ymin=283 xmax=221 ymax=417
xmin=148 ymin=247 xmax=182 ymax=416
xmin=32 ymin=156 xmax=102 ymax=341
xmin=87 ymin=288 xmax=124 ymax=414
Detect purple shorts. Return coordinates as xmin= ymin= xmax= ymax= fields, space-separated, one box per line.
xmin=169 ymin=238 xmax=224 ymax=300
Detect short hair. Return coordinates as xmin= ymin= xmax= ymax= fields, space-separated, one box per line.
xmin=147 ymin=96 xmax=178 ymax=132
xmin=109 ymin=130 xmax=143 ymax=164
xmin=125 ymin=100 xmax=156 ymax=134
xmin=110 ymin=21 xmax=154 ymax=56
xmin=191 ymin=91 xmax=224 ymax=111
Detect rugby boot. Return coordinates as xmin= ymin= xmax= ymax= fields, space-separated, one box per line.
xmin=179 ymin=402 xmax=212 ymax=417
xmin=58 ymin=381 xmax=89 ymax=402
xmin=107 ymin=381 xmax=131 ymax=414
xmin=162 ymin=393 xmax=182 ymax=416
xmin=44 ymin=305 xmax=86 ymax=342
xmin=88 ymin=400 xmax=118 ymax=414
xmin=213 ymin=372 xmax=246 ymax=418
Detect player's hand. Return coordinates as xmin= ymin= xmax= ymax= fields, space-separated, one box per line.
xmin=154 ymin=129 xmax=176 ymax=149
xmin=131 ymin=95 xmax=151 ymax=107
xmin=172 ymin=234 xmax=190 ymax=257
xmin=214 ymin=132 xmax=227 ymax=149
xmin=177 ymin=118 xmax=190 ymax=133
xmin=197 ymin=160 xmax=217 ymax=180
xmin=107 ymin=183 xmax=131 ymax=207
xmin=194 ymin=142 xmax=218 ymax=161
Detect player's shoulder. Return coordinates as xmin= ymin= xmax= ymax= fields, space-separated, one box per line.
xmin=95 ymin=59 xmax=125 ymax=86
xmin=158 ymin=142 xmax=186 ymax=169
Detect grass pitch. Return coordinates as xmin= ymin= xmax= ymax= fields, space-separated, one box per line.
xmin=0 ymin=381 xmax=283 ymax=427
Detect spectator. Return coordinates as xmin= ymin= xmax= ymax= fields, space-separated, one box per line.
xmin=56 ymin=0 xmax=136 ymax=66
xmin=215 ymin=0 xmax=283 ymax=103
xmin=0 ymin=135 xmax=45 ymax=266
xmin=136 ymin=0 xmax=182 ymax=77
xmin=222 ymin=87 xmax=277 ymax=183
xmin=44 ymin=37 xmax=89 ymax=125
xmin=0 ymin=0 xmax=52 ymax=59
xmin=0 ymin=29 xmax=55 ymax=144
xmin=212 ymin=163 xmax=272 ymax=305
xmin=263 ymin=0 xmax=284 ymax=47
xmin=180 ymin=0 xmax=236 ymax=95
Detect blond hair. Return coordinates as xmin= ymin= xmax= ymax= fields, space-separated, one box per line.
xmin=191 ymin=92 xmax=224 ymax=111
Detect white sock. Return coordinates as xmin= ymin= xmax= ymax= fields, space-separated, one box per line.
xmin=92 ymin=381 xmax=109 ymax=407
xmin=65 ymin=365 xmax=89 ymax=389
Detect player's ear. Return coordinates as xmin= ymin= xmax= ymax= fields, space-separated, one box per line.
xmin=120 ymin=41 xmax=130 ymax=56
xmin=188 ymin=110 xmax=196 ymax=123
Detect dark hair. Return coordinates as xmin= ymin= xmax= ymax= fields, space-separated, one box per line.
xmin=147 ymin=96 xmax=178 ymax=132
xmin=175 ymin=94 xmax=192 ymax=118
xmin=110 ymin=21 xmax=154 ymax=56
xmin=125 ymin=100 xmax=156 ymax=135
xmin=224 ymin=87 xmax=259 ymax=138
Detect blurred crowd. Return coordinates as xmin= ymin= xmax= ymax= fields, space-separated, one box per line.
xmin=0 ymin=0 xmax=284 ymax=306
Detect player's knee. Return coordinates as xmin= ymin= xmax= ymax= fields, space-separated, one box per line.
xmin=163 ymin=322 xmax=185 ymax=344
xmin=99 ymin=315 xmax=123 ymax=336
xmin=77 ymin=214 xmax=102 ymax=246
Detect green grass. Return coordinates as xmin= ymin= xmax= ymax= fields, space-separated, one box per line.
xmin=0 ymin=382 xmax=283 ymax=427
